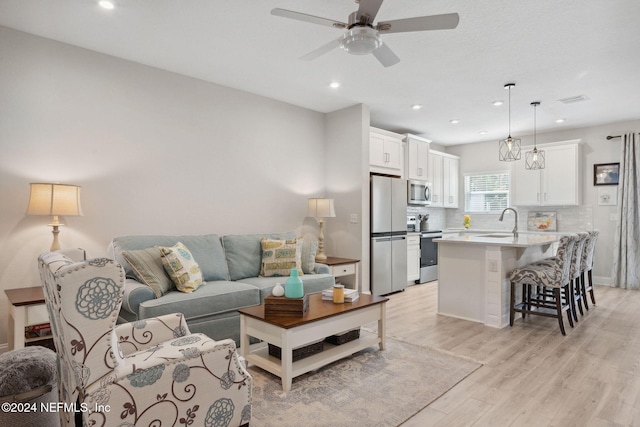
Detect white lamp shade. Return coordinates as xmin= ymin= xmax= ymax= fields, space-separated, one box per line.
xmin=307 ymin=198 xmax=335 ymax=218
xmin=27 ymin=183 xmax=83 ymax=216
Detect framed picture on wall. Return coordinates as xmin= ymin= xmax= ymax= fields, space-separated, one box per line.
xmin=594 ymin=163 xmax=620 ymax=186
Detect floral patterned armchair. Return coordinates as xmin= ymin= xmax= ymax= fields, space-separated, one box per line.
xmin=38 ymin=249 xmax=252 ymax=427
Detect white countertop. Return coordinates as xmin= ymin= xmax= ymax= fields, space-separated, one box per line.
xmin=435 ymin=232 xmax=561 ymax=248
xmin=443 ymin=228 xmax=578 ymax=235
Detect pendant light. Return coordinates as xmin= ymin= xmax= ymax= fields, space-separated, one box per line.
xmin=498 ymin=83 xmax=521 ymax=161
xmin=525 ymin=101 xmax=545 ymax=170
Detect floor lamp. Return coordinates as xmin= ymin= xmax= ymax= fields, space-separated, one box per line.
xmin=26 ymin=183 xmax=83 ymax=251
xmin=307 ymin=198 xmax=335 ymax=262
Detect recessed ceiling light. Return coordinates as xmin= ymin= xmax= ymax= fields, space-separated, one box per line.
xmin=492 ymin=101 xmax=503 ymax=106
xmin=450 ymin=119 xmax=460 ymax=124
xmin=98 ymin=0 xmax=115 ymax=9
xmin=329 ymin=81 xmax=340 ymax=89
xmin=555 ymin=118 xmax=566 ymax=123
xmin=479 ymin=131 xmax=488 ymax=135
xmin=411 ymin=104 xmax=423 ymax=110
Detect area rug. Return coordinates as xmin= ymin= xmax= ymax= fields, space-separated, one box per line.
xmin=248 ymin=337 xmax=481 ymax=427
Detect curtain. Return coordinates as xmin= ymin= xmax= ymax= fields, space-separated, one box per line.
xmin=611 ymin=132 xmax=640 ymax=289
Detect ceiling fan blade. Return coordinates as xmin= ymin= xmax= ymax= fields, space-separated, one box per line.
xmin=377 ymin=13 xmax=460 ymax=34
xmin=356 ymin=0 xmax=384 ymax=25
xmin=271 ymin=8 xmax=347 ymax=29
xmin=300 ymin=38 xmax=342 ymax=61
xmin=372 ymin=43 xmax=400 ymax=67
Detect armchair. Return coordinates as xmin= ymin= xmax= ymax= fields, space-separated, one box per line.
xmin=38 ymin=250 xmax=252 ymax=427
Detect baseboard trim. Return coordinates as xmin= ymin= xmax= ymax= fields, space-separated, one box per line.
xmin=594 ymin=276 xmax=611 ymax=286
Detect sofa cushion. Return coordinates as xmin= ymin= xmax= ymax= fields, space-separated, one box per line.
xmin=260 ymin=238 xmax=303 ymax=277
xmin=223 ymin=232 xmax=296 ymax=281
xmin=111 ymin=234 xmax=228 ymax=282
xmin=158 ymin=242 xmax=203 ymax=293
xmin=121 ymin=247 xmax=174 ymax=297
xmin=138 ymin=281 xmax=260 ymax=320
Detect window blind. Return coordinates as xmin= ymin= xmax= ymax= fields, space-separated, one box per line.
xmin=464 ymin=172 xmax=510 ymax=213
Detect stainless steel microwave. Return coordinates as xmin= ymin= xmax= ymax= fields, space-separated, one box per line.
xmin=407 ymin=179 xmax=432 ymax=205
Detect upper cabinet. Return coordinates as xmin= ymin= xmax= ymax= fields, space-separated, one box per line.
xmin=404 ymin=134 xmax=431 ymax=181
xmin=428 ymin=149 xmax=459 ymax=208
xmin=512 ymin=140 xmax=582 ymax=206
xmin=428 ymin=151 xmax=443 ymax=207
xmin=370 ymin=127 xmax=404 ymax=176
xmin=443 ymin=155 xmax=459 ymax=208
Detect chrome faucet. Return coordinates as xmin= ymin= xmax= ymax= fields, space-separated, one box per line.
xmin=499 ymin=207 xmax=518 ymax=238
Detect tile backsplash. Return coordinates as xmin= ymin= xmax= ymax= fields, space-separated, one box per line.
xmin=406 ymin=205 xmax=594 ymax=233
xmin=407 ymin=206 xmax=447 ymax=231
xmin=445 ymin=206 xmax=594 ymax=232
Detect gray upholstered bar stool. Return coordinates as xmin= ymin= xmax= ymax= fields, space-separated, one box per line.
xmin=580 ymin=230 xmax=600 ymax=309
xmin=568 ymin=232 xmax=588 ymax=320
xmin=534 ymin=232 xmax=588 ymax=322
xmin=509 ymin=235 xmax=577 ymax=335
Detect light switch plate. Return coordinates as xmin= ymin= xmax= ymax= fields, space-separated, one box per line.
xmin=350 ymin=214 xmax=358 ymax=224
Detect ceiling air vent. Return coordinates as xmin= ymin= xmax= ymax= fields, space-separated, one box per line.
xmin=558 ymin=95 xmax=589 ymax=104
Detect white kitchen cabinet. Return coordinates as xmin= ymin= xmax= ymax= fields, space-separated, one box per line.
xmin=428 ymin=151 xmax=443 ymax=207
xmin=407 ymin=233 xmax=420 ymax=282
xmin=404 ymin=134 xmax=431 ymax=181
xmin=370 ymin=127 xmax=404 ymax=176
xmin=512 ymin=140 xmax=582 ymax=206
xmin=443 ymin=155 xmax=459 ymax=208
xmin=428 ymin=150 xmax=459 ymax=208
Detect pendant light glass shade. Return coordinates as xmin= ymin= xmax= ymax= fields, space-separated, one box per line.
xmin=499 ymin=83 xmax=521 ymax=162
xmin=525 ymin=101 xmax=545 ymax=170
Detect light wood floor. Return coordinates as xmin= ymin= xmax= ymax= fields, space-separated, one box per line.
xmin=380 ymin=282 xmax=640 ymax=427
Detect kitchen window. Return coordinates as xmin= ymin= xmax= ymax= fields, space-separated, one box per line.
xmin=464 ymin=171 xmax=510 ymax=213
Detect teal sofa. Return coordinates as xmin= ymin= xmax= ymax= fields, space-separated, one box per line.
xmin=109 ymin=232 xmax=335 ymax=345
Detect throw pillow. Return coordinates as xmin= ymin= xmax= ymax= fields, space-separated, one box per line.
xmin=158 ymin=242 xmax=203 ymax=293
xmin=122 ymin=247 xmax=174 ymax=298
xmin=260 ymin=238 xmax=303 ymax=277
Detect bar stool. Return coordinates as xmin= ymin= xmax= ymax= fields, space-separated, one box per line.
xmin=509 ymin=235 xmax=577 ymax=335
xmin=581 ymin=230 xmax=599 ymax=309
xmin=533 ymin=232 xmax=588 ymax=322
xmin=567 ymin=232 xmax=588 ymax=320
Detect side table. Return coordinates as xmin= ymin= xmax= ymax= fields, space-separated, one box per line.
xmin=321 ymin=257 xmax=359 ymax=289
xmin=5 ymin=286 xmax=50 ymax=351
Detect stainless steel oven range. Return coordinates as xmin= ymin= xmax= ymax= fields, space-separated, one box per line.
xmin=419 ymin=230 xmax=442 ymax=283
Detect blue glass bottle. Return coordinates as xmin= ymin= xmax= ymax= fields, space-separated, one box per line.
xmin=285 ymin=268 xmax=304 ymax=298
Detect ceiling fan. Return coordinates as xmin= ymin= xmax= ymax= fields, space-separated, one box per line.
xmin=271 ymin=0 xmax=459 ymax=67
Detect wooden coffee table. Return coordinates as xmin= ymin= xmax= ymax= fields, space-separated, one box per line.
xmin=238 ymin=293 xmax=388 ymax=391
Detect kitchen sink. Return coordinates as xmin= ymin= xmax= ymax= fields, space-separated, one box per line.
xmin=476 ymin=233 xmax=513 ymax=238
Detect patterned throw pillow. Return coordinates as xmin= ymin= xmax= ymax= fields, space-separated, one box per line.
xmin=260 ymin=238 xmax=303 ymax=277
xmin=122 ymin=247 xmax=174 ymax=297
xmin=158 ymin=242 xmax=203 ymax=293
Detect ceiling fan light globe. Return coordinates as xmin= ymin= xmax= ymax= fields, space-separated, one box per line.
xmin=340 ymin=27 xmax=381 ymax=55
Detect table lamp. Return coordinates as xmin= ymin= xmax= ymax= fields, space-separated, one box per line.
xmin=26 ymin=183 xmax=83 ymax=251
xmin=307 ymin=198 xmax=335 ymax=262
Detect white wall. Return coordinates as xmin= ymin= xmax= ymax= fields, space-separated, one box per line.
xmin=0 ymin=27 xmax=354 ymax=345
xmin=445 ymin=119 xmax=640 ymax=284
xmin=325 ymin=104 xmax=371 ymax=292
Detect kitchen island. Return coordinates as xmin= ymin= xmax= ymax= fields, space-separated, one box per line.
xmin=435 ymin=232 xmax=561 ymax=328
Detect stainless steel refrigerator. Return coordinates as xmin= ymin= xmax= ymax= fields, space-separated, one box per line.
xmin=371 ymin=175 xmax=408 ymax=295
